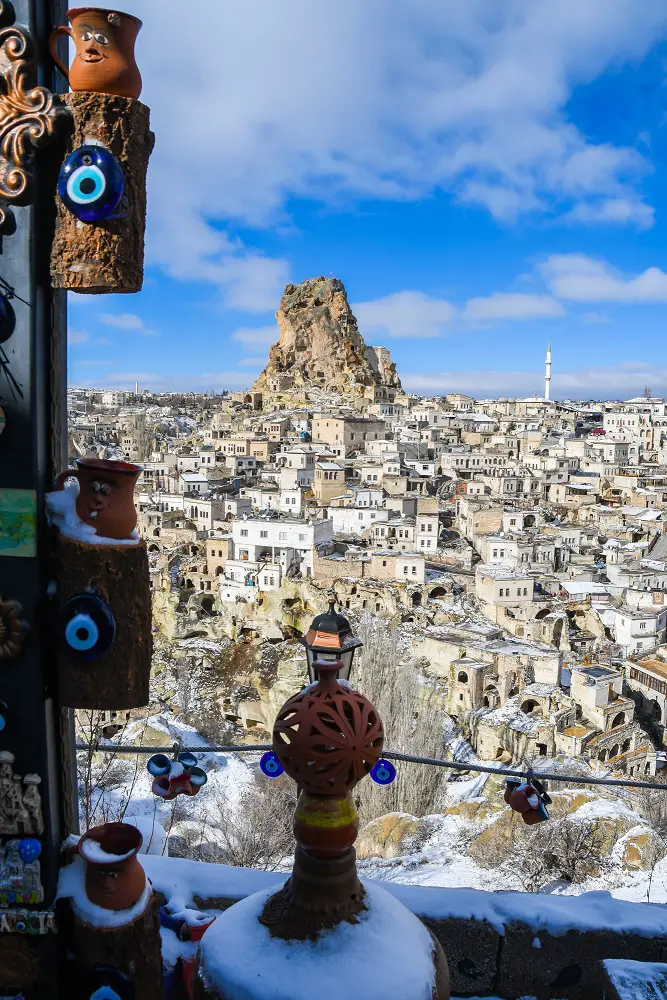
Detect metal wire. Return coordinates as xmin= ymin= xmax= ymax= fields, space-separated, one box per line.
xmin=75 ymin=742 xmax=667 ymax=792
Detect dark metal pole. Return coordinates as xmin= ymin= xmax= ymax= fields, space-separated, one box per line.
xmin=0 ymin=0 xmax=71 ymax=995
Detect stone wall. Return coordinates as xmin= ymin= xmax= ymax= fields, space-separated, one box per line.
xmin=144 ymin=854 xmax=667 ymax=1000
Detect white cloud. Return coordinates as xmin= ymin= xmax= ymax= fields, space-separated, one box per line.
xmin=561 ymin=197 xmax=654 ymax=228
xmin=237 ymin=356 xmax=269 ymax=367
xmin=70 ymin=370 xmax=257 ymax=391
xmin=118 ymin=0 xmax=666 ymax=300
xmin=231 ymin=326 xmax=277 ymax=347
xmin=99 ymin=313 xmax=158 ymax=335
xmin=581 ymin=311 xmax=609 ymax=325
xmin=464 ymin=292 xmax=564 ymax=321
xmin=354 ymin=291 xmax=456 ymax=339
xmin=403 ymin=362 xmax=667 ymax=398
xmin=541 ymin=254 xmax=667 ymax=302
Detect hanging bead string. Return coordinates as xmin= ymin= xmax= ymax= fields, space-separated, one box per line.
xmin=74 ymin=742 xmax=667 ymax=793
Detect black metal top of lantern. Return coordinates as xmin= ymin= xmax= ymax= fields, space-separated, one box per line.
xmin=299 ymin=600 xmax=363 ymax=682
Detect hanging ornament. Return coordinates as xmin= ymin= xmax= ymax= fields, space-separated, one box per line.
xmin=259 ymin=751 xmax=284 ymax=778
xmin=147 ymin=751 xmax=207 ymax=800
xmin=370 ymin=758 xmax=396 ymax=785
xmin=57 ymin=143 xmax=124 ymax=223
xmin=504 ymin=776 xmax=551 ymax=825
xmin=0 ymin=699 xmax=7 ymax=732
xmin=0 ymin=293 xmax=14 ymax=345
xmin=0 ymin=404 xmax=5 ymax=436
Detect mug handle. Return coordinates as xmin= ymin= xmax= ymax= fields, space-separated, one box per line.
xmin=49 ymin=26 xmax=74 ymax=81
xmin=55 ymin=469 xmax=78 ymax=490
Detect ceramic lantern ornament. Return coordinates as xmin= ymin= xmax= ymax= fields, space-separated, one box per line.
xmin=49 ymin=7 xmax=143 ymax=99
xmin=192 ymin=606 xmax=451 ymax=1000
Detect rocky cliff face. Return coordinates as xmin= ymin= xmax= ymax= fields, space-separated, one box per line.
xmin=252 ymin=276 xmax=402 ymax=392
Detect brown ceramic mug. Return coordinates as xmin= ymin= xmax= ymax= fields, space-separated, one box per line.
xmin=55 ymin=457 xmax=142 ymax=540
xmin=78 ymin=821 xmax=146 ymax=911
xmin=49 ymin=7 xmax=142 ymax=99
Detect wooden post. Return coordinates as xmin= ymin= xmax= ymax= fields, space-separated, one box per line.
xmin=56 ymin=535 xmax=152 ymax=709
xmin=61 ymin=894 xmax=164 ymax=1000
xmin=50 ymin=92 xmax=154 ymax=294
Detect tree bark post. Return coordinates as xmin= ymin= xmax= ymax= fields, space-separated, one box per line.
xmin=56 ymin=533 xmax=152 ymax=709
xmin=50 ymin=92 xmax=154 ymax=293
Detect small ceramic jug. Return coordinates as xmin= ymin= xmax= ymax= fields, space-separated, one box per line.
xmin=55 ymin=457 xmax=142 ymax=540
xmin=49 ymin=7 xmax=142 ymax=99
xmin=78 ymin=821 xmax=146 ymax=911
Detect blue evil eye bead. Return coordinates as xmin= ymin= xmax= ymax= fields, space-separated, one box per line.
xmin=147 ymin=753 xmax=171 ymax=777
xmin=188 ymin=766 xmax=207 ymax=788
xmin=61 ymin=593 xmax=115 ymax=660
xmin=260 ymin=751 xmax=283 ymax=778
xmin=0 ymin=291 xmax=15 ymax=344
xmin=370 ymin=759 xmax=396 ymax=785
xmin=178 ymin=751 xmax=198 ymax=770
xmin=18 ymin=837 xmax=42 ymax=864
xmin=58 ymin=143 xmax=124 ymax=223
xmin=0 ymin=699 xmax=6 ymax=733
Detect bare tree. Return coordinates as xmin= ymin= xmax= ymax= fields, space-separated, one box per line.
xmin=175 ymin=772 xmax=296 ymax=871
xmin=353 ymin=614 xmax=448 ymax=825
xmin=516 ymin=816 xmax=610 ymax=891
xmin=76 ymin=711 xmax=145 ymax=829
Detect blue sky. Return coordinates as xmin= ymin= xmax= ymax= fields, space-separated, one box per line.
xmin=68 ymin=0 xmax=667 ymax=399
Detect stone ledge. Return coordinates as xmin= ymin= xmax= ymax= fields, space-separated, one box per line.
xmin=142 ymin=855 xmax=667 ymax=999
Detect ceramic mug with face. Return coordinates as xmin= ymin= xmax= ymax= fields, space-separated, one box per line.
xmin=55 ymin=457 xmax=142 ymax=540
xmin=78 ymin=822 xmax=146 ymax=911
xmin=49 ymin=7 xmax=142 ymax=99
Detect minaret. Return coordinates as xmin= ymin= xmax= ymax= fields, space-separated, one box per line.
xmin=544 ymin=341 xmax=552 ymax=401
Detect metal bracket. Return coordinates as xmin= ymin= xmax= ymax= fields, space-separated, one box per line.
xmin=0 ymin=1 xmax=64 ymax=234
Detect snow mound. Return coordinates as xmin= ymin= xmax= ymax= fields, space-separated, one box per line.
xmin=197 ymin=881 xmax=439 ymax=1000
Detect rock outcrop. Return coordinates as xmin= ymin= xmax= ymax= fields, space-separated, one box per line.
xmin=252 ymin=276 xmax=402 ymax=392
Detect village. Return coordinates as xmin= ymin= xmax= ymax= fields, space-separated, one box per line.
xmin=67 ymin=277 xmax=667 ymax=787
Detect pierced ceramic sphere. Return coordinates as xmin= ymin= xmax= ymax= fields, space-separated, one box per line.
xmin=58 ymin=143 xmax=124 ymax=223
xmin=272 ymin=677 xmax=384 ymax=797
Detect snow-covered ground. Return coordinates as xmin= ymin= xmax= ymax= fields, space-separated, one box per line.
xmin=82 ymin=714 xmax=667 ymax=906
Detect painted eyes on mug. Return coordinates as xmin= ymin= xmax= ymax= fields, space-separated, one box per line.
xmin=58 ymin=144 xmax=124 ymax=223
xmin=61 ymin=593 xmax=115 ymax=660
xmin=91 ymin=481 xmax=112 ymax=496
xmin=80 ymin=29 xmax=109 ymax=45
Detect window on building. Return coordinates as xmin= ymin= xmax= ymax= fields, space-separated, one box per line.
xmin=404 ymin=566 xmax=409 ymax=575
xmin=260 ymin=530 xmax=268 ymax=538
xmin=412 ymin=566 xmax=417 ymax=575
xmin=499 ymin=588 xmax=504 ymax=597
xmin=240 ymin=529 xmax=248 ymax=537
xmin=279 ymin=531 xmax=287 ymax=540
xmin=640 ymin=622 xmax=647 ymax=630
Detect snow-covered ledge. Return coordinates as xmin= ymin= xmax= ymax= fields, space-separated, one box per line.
xmin=142 ymin=854 xmax=667 ymax=1000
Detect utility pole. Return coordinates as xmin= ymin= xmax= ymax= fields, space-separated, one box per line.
xmin=0 ymin=1 xmax=72 ymax=995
